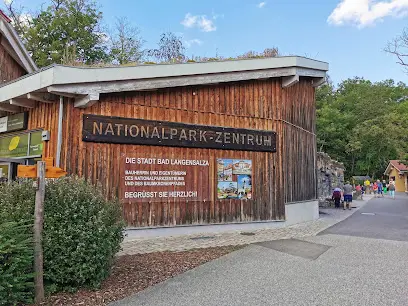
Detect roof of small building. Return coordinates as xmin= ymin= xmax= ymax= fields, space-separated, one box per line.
xmin=0 ymin=56 xmax=329 ymax=110
xmin=352 ymin=176 xmax=371 ymax=181
xmin=384 ymin=160 xmax=408 ymax=175
xmin=0 ymin=9 xmax=37 ymax=74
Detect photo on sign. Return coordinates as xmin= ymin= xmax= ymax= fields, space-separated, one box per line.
xmin=233 ymin=159 xmax=252 ymax=175
xmin=237 ymin=175 xmax=252 ymax=200
xmin=217 ymin=159 xmax=233 ymax=181
xmin=217 ymin=181 xmax=238 ymax=199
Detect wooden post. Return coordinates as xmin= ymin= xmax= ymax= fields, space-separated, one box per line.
xmin=34 ymin=161 xmax=46 ymax=304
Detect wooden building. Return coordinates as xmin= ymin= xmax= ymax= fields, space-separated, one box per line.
xmin=0 ymin=12 xmax=328 ymax=227
xmin=384 ymin=160 xmax=408 ymax=193
xmin=0 ymin=10 xmax=37 ymax=180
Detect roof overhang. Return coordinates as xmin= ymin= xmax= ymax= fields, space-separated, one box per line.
xmin=384 ymin=161 xmax=408 ymax=175
xmin=0 ymin=12 xmax=37 ymax=74
xmin=0 ymin=56 xmax=328 ymax=109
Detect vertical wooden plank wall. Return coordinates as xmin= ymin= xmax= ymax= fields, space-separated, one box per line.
xmin=20 ymin=78 xmax=317 ymax=227
xmin=0 ymin=34 xmax=26 ymax=84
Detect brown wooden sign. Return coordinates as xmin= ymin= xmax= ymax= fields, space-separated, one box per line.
xmin=121 ymin=154 xmax=211 ymax=203
xmin=83 ymin=114 xmax=276 ymax=152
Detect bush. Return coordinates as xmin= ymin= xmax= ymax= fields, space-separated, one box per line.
xmin=0 ymin=176 xmax=125 ymax=299
xmin=0 ymin=180 xmax=35 ymax=223
xmin=43 ymin=177 xmax=125 ymax=292
xmin=0 ymin=221 xmax=34 ymax=306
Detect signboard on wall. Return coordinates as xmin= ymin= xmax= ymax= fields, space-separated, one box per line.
xmin=0 ymin=131 xmax=43 ymax=158
xmin=217 ymin=159 xmax=252 ymax=200
xmin=83 ymin=114 xmax=277 ymax=152
xmin=121 ymin=155 xmax=211 ymax=203
xmin=0 ymin=112 xmax=28 ymax=134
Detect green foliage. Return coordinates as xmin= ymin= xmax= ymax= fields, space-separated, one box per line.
xmin=42 ymin=177 xmax=125 ymax=292
xmin=0 ymin=180 xmax=35 ymax=223
xmin=0 ymin=221 xmax=34 ymax=306
xmin=317 ymin=77 xmax=408 ymax=178
xmin=17 ymin=0 xmax=108 ymax=67
xmin=0 ymin=177 xmax=125 ymax=302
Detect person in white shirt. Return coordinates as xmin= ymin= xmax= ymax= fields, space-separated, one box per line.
xmin=388 ymin=179 xmax=396 ymax=200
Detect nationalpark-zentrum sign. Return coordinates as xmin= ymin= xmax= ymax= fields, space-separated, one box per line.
xmin=82 ymin=114 xmax=277 ymax=152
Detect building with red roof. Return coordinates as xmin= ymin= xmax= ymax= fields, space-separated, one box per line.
xmin=384 ymin=160 xmax=408 ymax=193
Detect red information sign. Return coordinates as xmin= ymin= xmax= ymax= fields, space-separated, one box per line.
xmin=121 ymin=155 xmax=211 ymax=203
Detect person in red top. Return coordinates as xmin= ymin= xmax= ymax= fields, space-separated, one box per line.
xmin=355 ymin=184 xmax=362 ymax=200
xmin=373 ymin=182 xmax=378 ymax=198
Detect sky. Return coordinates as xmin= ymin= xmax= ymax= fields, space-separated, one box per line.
xmin=2 ymin=0 xmax=408 ymax=85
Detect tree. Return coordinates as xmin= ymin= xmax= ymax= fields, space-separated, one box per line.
xmin=385 ymin=27 xmax=408 ymax=72
xmin=237 ymin=47 xmax=279 ymax=59
xmin=4 ymin=0 xmax=108 ymax=67
xmin=148 ymin=32 xmax=185 ymax=63
xmin=109 ymin=17 xmax=144 ymax=65
xmin=316 ymin=77 xmax=408 ymax=178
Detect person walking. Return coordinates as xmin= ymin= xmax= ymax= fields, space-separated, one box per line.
xmin=388 ymin=179 xmax=396 ymax=200
xmin=343 ymin=181 xmax=353 ymax=210
xmin=373 ymin=181 xmax=378 ymax=198
xmin=332 ymin=187 xmax=342 ymax=208
xmin=377 ymin=180 xmax=384 ymax=198
xmin=364 ymin=179 xmax=371 ymax=194
xmin=383 ymin=179 xmax=388 ymax=195
xmin=355 ymin=184 xmax=363 ymax=200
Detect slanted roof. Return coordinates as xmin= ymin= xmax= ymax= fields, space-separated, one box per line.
xmin=0 ymin=9 xmax=37 ymax=74
xmin=352 ymin=176 xmax=371 ymax=181
xmin=0 ymin=56 xmax=329 ymax=110
xmin=384 ymin=160 xmax=408 ymax=175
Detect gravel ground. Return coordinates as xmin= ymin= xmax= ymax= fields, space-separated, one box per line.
xmin=40 ymin=246 xmax=242 ymax=306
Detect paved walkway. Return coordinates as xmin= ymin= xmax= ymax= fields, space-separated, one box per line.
xmin=119 ymin=195 xmax=374 ymax=255
xmin=112 ymin=193 xmax=408 ymax=306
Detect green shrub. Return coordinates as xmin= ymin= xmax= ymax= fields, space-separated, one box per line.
xmin=0 ymin=221 xmax=34 ymax=306
xmin=0 ymin=180 xmax=35 ymax=223
xmin=43 ymin=177 xmax=125 ymax=292
xmin=0 ymin=176 xmax=125 ymax=298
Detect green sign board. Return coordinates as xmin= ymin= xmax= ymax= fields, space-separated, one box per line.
xmin=0 ymin=131 xmax=43 ymax=158
xmin=0 ymin=112 xmax=28 ymax=134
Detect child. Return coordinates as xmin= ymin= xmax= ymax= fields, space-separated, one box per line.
xmin=373 ymin=181 xmax=378 ymax=197
xmin=383 ymin=180 xmax=388 ymax=195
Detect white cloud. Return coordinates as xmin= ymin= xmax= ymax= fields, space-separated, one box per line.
xmin=257 ymin=2 xmax=267 ymax=8
xmin=212 ymin=11 xmax=225 ymax=20
xmin=181 ymin=13 xmax=197 ymax=28
xmin=328 ymin=0 xmax=408 ymax=28
xmin=185 ymin=38 xmax=203 ymax=48
xmin=181 ymin=13 xmax=217 ymax=32
xmin=11 ymin=13 xmax=32 ymax=27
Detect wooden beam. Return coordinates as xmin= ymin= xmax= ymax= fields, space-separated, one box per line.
xmin=282 ymin=75 xmax=299 ymax=88
xmin=46 ymin=87 xmax=77 ymax=98
xmin=0 ymin=103 xmax=20 ymax=112
xmin=74 ymin=93 xmax=100 ymax=108
xmin=27 ymin=93 xmax=57 ymax=103
xmin=10 ymin=98 xmax=36 ymax=108
xmin=311 ymin=77 xmax=326 ymax=88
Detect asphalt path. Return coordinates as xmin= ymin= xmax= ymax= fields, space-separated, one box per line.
xmin=320 ymin=192 xmax=408 ymax=241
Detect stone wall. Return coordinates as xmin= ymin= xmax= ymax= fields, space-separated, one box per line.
xmin=317 ymin=152 xmax=345 ymax=201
